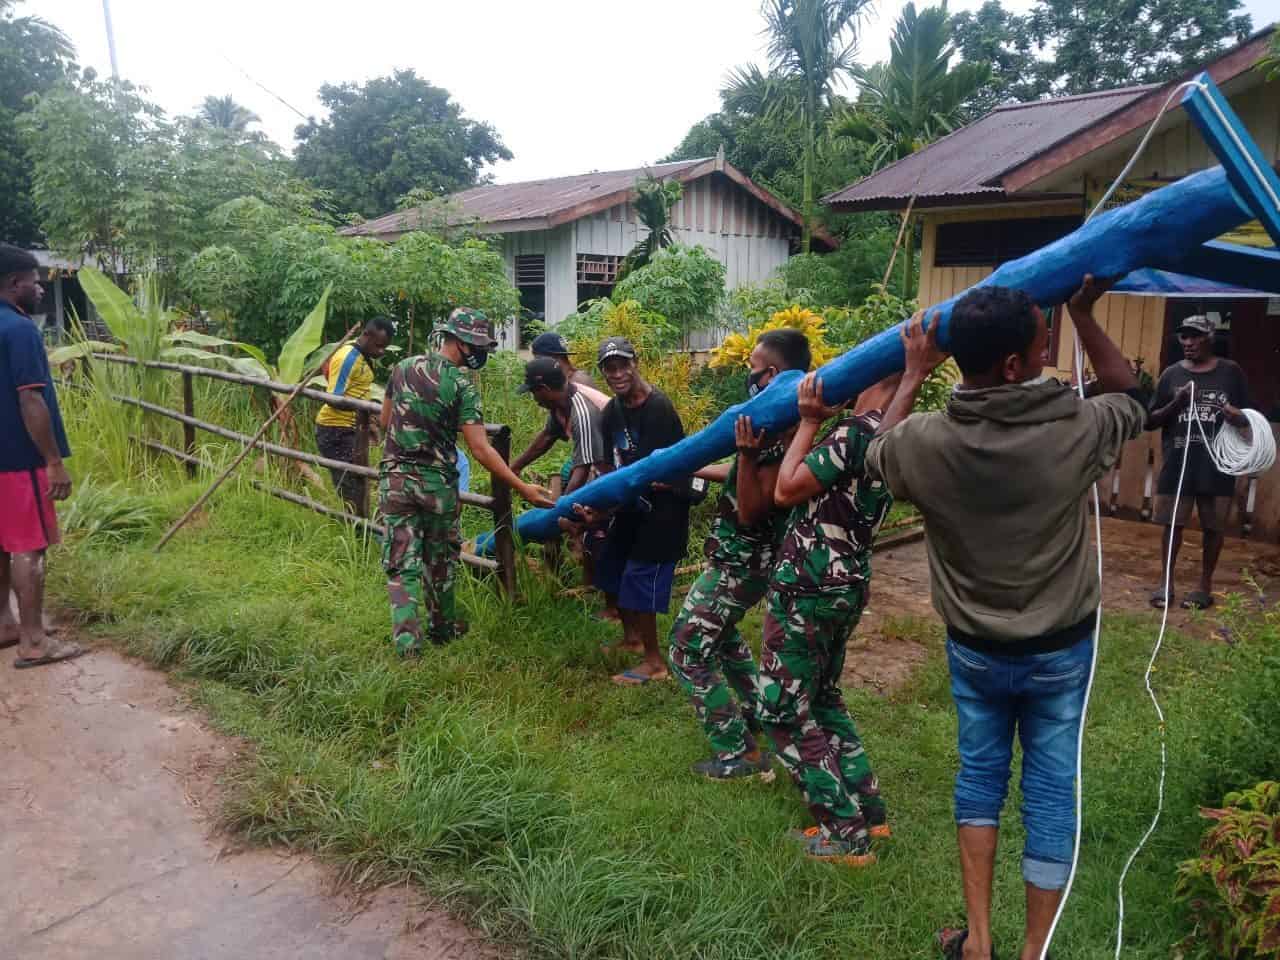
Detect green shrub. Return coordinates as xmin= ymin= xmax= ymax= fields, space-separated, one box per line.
xmin=1175 ymin=781 xmax=1280 ymax=958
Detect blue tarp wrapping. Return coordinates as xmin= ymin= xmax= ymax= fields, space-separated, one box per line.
xmin=472 ymin=164 xmax=1254 ymax=551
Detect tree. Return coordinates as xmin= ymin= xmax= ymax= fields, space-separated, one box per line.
xmin=198 ymin=94 xmax=259 ymax=132
xmin=612 ymin=244 xmax=726 ymax=346
xmin=952 ymin=0 xmax=1253 ymax=106
xmin=723 ymin=0 xmax=873 ymax=253
xmin=0 ymin=0 xmax=76 ymax=244
xmin=833 ymin=3 xmax=991 ymax=171
xmin=293 ymin=70 xmax=511 ymax=219
xmin=23 ymin=71 xmax=323 ymax=276
xmin=617 ymin=174 xmax=682 ymax=280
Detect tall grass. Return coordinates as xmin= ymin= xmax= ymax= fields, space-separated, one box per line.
xmin=45 ymin=357 xmax=1280 ymax=959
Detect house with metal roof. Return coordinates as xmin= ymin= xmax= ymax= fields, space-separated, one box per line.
xmin=347 ymin=151 xmax=835 ymax=340
xmin=823 ymin=24 xmax=1280 ymax=538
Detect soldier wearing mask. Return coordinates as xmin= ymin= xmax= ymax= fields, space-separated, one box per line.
xmin=378 ymin=308 xmax=554 ymax=654
xmin=667 ymin=329 xmax=811 ymax=781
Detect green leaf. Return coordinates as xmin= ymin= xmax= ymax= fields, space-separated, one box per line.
xmin=159 ymin=346 xmax=270 ymax=379
xmin=48 ymin=340 xmax=122 ymax=363
xmin=78 ymin=267 xmax=144 ymax=348
xmin=276 ymin=284 xmax=332 ymax=384
xmin=165 ymin=330 xmax=272 ymax=370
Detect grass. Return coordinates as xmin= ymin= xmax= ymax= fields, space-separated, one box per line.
xmin=45 ymin=364 xmax=1280 ymax=959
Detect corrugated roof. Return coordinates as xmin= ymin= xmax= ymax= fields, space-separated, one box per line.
xmin=348 ymin=159 xmax=706 ymax=236
xmin=822 ymin=85 xmax=1158 ymax=211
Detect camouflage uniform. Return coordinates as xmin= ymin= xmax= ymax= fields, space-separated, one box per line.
xmin=668 ymin=444 xmax=787 ymax=761
xmin=758 ymin=411 xmax=893 ymax=843
xmin=379 ymin=309 xmax=492 ymax=654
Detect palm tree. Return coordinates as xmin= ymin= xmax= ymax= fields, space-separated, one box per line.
xmin=832 ymin=3 xmax=990 ymax=171
xmin=617 ymin=174 xmax=682 ymax=281
xmin=198 ymin=95 xmax=260 ymax=132
xmin=831 ymin=2 xmax=990 ymax=293
xmin=723 ymin=0 xmax=872 ymax=253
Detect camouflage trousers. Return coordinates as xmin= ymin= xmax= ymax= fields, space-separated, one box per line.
xmin=379 ymin=469 xmax=461 ymax=654
xmin=668 ymin=564 xmax=767 ymax=761
xmin=757 ymin=586 xmax=884 ymax=843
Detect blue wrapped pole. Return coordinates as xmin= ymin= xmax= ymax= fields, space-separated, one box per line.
xmin=490 ymin=165 xmax=1252 ymax=546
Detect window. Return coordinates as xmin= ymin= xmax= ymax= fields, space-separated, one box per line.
xmin=576 ymin=254 xmax=624 ymax=284
xmin=935 ymin=216 xmax=1081 ymax=268
xmin=515 ymin=254 xmax=545 ymax=286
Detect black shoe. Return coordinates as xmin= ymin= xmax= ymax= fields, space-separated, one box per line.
xmin=692 ymin=752 xmax=776 ymax=782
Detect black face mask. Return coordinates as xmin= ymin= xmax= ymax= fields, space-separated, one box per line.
xmin=746 ymin=367 xmax=774 ymax=398
xmin=462 ymin=345 xmax=489 ymax=370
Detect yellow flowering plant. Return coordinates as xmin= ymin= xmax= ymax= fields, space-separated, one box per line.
xmin=710 ymin=304 xmax=839 ymax=370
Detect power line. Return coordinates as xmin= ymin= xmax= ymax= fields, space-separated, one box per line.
xmin=219 ymin=52 xmax=311 ymax=122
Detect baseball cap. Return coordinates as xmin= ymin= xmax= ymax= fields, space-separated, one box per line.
xmin=597 ymin=337 xmax=637 ymax=366
xmin=1176 ymin=315 xmax=1213 ymax=336
xmin=517 ymin=356 xmax=567 ymax=394
xmin=530 ymin=331 xmax=572 ymax=357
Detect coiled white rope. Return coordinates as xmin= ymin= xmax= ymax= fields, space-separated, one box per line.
xmin=1203 ymin=408 xmax=1276 ymax=477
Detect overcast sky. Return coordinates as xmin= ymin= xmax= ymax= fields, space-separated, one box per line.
xmin=35 ymin=0 xmax=1277 ymax=186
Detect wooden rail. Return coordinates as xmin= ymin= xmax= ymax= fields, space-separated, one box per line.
xmin=92 ymin=352 xmax=516 ymax=590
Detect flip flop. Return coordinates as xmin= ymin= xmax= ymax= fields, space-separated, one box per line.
xmin=14 ymin=645 xmax=86 ymax=670
xmin=1181 ymin=591 xmax=1214 ymax=610
xmin=0 ymin=637 xmax=18 ymax=651
xmin=937 ymin=928 xmax=998 ymax=960
xmin=611 ymin=668 xmax=668 ymax=686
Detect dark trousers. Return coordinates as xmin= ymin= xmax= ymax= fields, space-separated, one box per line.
xmin=315 ymin=425 xmax=365 ymax=512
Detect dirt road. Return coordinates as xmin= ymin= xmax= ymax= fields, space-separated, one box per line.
xmin=0 ymin=647 xmax=493 ymax=960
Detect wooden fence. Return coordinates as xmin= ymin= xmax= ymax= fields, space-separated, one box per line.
xmin=91 ymin=354 xmax=518 ymax=593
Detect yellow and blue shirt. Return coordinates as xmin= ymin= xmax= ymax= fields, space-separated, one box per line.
xmin=315 ymin=343 xmax=374 ymax=429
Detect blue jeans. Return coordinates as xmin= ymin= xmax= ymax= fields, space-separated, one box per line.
xmin=947 ymin=633 xmax=1094 ymax=890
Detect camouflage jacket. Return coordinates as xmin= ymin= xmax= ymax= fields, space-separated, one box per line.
xmin=381 ymin=352 xmax=482 ymax=482
xmin=703 ymin=442 xmax=788 ymax=571
xmin=771 ymin=411 xmax=893 ymax=596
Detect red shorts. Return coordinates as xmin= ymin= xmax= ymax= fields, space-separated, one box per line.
xmin=0 ymin=468 xmax=62 ymax=554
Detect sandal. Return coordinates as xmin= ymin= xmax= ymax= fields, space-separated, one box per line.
xmin=14 ymin=643 xmax=86 ymax=669
xmin=937 ymin=928 xmax=998 ymax=960
xmin=1181 ymin=591 xmax=1214 ymax=610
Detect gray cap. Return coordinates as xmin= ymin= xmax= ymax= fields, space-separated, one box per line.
xmin=1176 ymin=314 xmax=1213 ymax=336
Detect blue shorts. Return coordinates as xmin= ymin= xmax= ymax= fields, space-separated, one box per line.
xmin=594 ymin=535 xmax=676 ymax=614
xmin=947 ymin=633 xmax=1094 ymax=890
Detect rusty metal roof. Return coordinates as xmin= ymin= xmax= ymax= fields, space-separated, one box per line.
xmin=348 ymin=159 xmax=706 ymax=236
xmin=344 ymin=156 xmax=837 ymax=249
xmin=822 ymin=85 xmax=1158 ymax=212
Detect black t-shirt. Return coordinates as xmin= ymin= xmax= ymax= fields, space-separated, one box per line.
xmin=603 ymin=387 xmax=690 ymax=562
xmin=1152 ymin=359 xmax=1249 ymax=496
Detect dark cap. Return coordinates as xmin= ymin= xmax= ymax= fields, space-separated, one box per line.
xmin=1176 ymin=314 xmax=1213 ymax=336
xmin=597 ymin=337 xmax=637 ymax=366
xmin=530 ymin=331 xmax=572 ymax=357
xmin=517 ymin=356 xmax=567 ymax=394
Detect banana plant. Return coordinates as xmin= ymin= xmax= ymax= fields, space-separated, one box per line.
xmin=49 ymin=267 xmax=273 ymax=379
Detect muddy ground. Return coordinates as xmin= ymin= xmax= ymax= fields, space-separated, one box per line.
xmin=849 ymin=516 xmax=1280 ymax=694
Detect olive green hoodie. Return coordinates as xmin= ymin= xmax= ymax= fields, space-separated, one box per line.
xmin=865 ymin=379 xmax=1145 ymax=646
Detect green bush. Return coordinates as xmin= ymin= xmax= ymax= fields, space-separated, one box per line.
xmin=1175 ymin=781 xmax=1280 ymax=958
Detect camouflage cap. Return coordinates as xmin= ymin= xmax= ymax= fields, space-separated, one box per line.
xmin=436 ymin=307 xmax=497 ymax=348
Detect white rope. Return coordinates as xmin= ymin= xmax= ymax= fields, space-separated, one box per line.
xmin=1201 ymin=408 xmax=1276 ymax=477
xmin=1042 ymin=75 xmax=1217 ymax=960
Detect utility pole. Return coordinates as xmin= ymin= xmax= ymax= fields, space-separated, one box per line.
xmin=102 ymin=0 xmax=120 ymax=79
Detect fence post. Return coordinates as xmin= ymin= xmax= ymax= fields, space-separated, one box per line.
xmin=181 ymin=371 xmax=197 ymax=478
xmin=353 ymin=409 xmax=371 ymax=518
xmin=490 ymin=426 xmax=518 ymax=596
